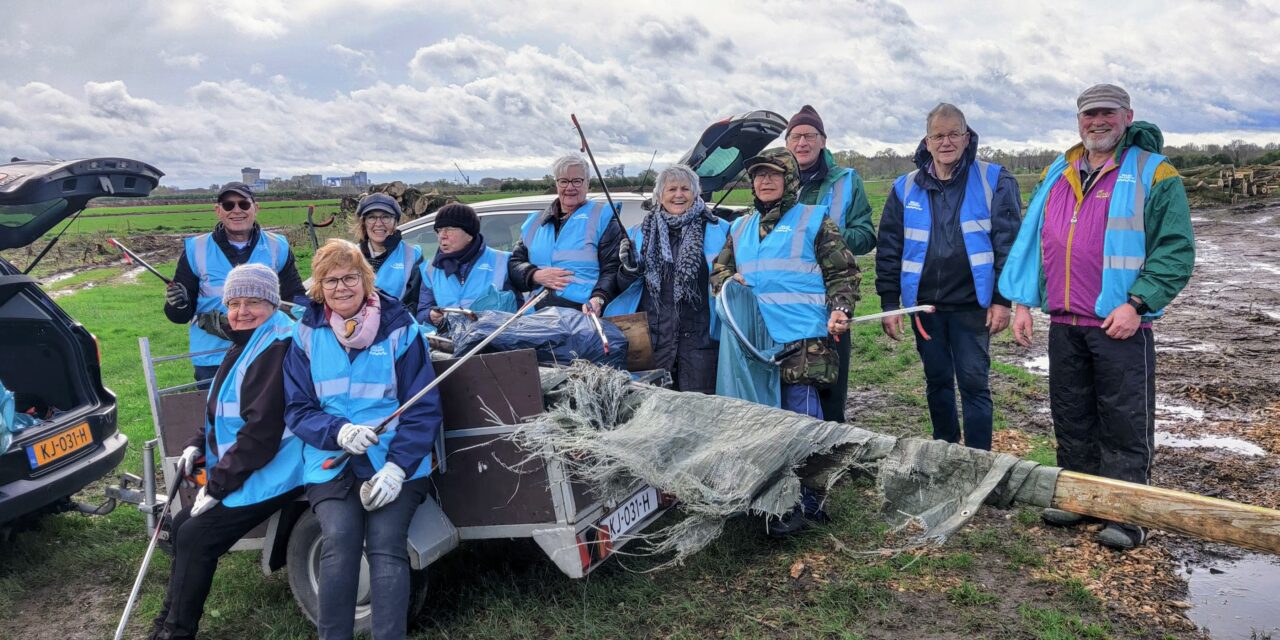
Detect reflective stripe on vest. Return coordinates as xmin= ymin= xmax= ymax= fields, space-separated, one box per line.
xmin=1098 ymin=148 xmax=1162 ymax=317
xmin=519 ymin=200 xmax=610 ymax=304
xmin=602 ymin=218 xmax=730 ymax=339
xmin=729 ymin=203 xmax=829 ymax=344
xmin=422 ymin=246 xmax=513 ymax=309
xmin=292 ymin=320 xmax=431 ymax=484
xmin=893 ymin=161 xmax=1001 ymax=308
xmin=206 ymin=311 xmax=302 ymax=507
xmin=185 ymin=230 xmax=290 ymax=366
xmin=373 ymin=241 xmax=421 ymax=300
xmin=818 ymin=168 xmax=856 ymax=228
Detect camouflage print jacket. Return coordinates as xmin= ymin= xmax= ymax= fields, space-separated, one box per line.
xmin=711 ymin=177 xmax=861 ymax=385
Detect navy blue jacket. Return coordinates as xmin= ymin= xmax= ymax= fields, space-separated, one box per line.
xmin=876 ymin=128 xmax=1022 ymax=311
xmin=283 ymin=291 xmax=439 ymax=480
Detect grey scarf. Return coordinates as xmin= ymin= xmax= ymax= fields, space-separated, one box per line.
xmin=640 ymin=198 xmax=712 ymax=312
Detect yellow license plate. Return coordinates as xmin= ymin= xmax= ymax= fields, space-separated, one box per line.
xmin=26 ymin=422 xmax=94 ymax=469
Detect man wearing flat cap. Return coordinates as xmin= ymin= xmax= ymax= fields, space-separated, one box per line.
xmin=164 ymin=182 xmax=308 ymax=382
xmin=999 ymin=83 xmax=1195 ymax=550
xmin=710 ymin=147 xmax=860 ymax=534
xmin=785 ymin=105 xmax=876 ymax=424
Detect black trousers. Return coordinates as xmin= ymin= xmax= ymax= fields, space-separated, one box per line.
xmin=1048 ymin=323 xmax=1156 ymax=485
xmin=818 ymin=330 xmax=852 ymax=423
xmin=151 ymin=488 xmax=301 ymax=639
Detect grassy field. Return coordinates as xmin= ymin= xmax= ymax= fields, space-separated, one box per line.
xmin=0 ymin=235 xmax=1139 ymax=639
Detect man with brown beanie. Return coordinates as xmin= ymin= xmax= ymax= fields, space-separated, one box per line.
xmin=786 ymin=105 xmax=875 ymax=423
xmin=416 ymin=202 xmax=518 ymax=330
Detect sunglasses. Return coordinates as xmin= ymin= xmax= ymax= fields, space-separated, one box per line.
xmin=219 ymin=200 xmax=253 ymax=212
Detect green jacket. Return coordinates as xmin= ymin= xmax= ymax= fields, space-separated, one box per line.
xmin=1019 ymin=121 xmax=1195 ymax=314
xmin=796 ymin=149 xmax=876 ymax=256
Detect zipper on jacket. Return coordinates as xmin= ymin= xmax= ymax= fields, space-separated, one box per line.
xmin=1062 ymin=160 xmax=1117 ymax=315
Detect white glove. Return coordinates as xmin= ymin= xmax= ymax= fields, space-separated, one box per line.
xmin=360 ymin=462 xmax=405 ymax=511
xmin=176 ymin=445 xmax=201 ymax=476
xmin=189 ymin=486 xmax=220 ymax=518
xmin=337 ymin=423 xmax=379 ymax=455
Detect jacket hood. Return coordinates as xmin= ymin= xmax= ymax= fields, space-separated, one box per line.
xmin=1063 ymin=120 xmax=1165 ymax=164
xmin=912 ymin=126 xmax=980 ymax=172
xmin=300 ymin=289 xmax=415 ymax=341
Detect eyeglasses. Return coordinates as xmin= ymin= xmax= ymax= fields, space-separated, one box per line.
xmin=364 ymin=214 xmax=395 ymax=226
xmin=752 ymin=171 xmax=784 ymax=183
xmin=226 ymin=298 xmax=272 ymax=311
xmin=927 ymin=132 xmax=968 ymax=144
xmin=555 ymin=178 xmax=586 ymax=188
xmin=320 ymin=273 xmax=362 ymax=290
xmin=786 ymin=132 xmax=823 ymax=144
xmin=219 ymin=200 xmax=253 ymax=212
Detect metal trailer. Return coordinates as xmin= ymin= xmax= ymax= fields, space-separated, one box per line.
xmin=136 ymin=341 xmax=668 ymax=632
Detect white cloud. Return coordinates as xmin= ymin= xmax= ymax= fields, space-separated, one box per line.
xmin=329 ymin=44 xmax=379 ymax=78
xmin=160 ymin=50 xmax=207 ymax=69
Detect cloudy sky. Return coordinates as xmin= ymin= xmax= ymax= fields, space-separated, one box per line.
xmin=3 ymin=0 xmax=1278 ymax=187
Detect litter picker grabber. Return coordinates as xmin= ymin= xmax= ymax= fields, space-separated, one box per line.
xmin=304 ymin=205 xmax=337 ymax=252
xmin=113 ymin=472 xmax=184 ymax=640
xmin=569 ymin=113 xmax=626 ymax=234
xmin=108 ymin=237 xmax=302 ymax=315
xmin=320 ymin=288 xmax=551 ymax=471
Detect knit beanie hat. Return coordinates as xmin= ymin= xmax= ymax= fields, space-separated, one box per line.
xmin=222 ymin=263 xmax=281 ymax=307
xmin=432 ymin=202 xmax=480 ymax=237
xmin=786 ymin=105 xmax=825 ymax=137
xmin=356 ymin=193 xmax=403 ymax=220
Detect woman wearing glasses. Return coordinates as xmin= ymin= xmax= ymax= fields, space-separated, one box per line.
xmin=507 ymin=154 xmax=627 ymax=312
xmin=284 ymin=239 xmax=442 ymax=640
xmin=352 ymin=193 xmax=424 ymax=314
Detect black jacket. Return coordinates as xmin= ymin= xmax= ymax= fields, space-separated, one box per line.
xmin=164 ymin=223 xmax=309 ymax=324
xmin=507 ymin=200 xmax=625 ymax=309
xmin=186 ymin=333 xmax=290 ymax=501
xmin=361 ymin=230 xmax=424 ymax=316
xmin=876 ymin=129 xmax=1022 ymax=311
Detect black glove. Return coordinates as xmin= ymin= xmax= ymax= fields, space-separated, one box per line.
xmin=619 ymin=236 xmax=639 ymax=275
xmin=195 ymin=311 xmax=232 ymax=341
xmin=165 ymin=282 xmax=190 ymax=309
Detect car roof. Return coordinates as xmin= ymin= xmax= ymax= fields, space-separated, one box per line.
xmin=399 ymin=192 xmax=649 ymax=232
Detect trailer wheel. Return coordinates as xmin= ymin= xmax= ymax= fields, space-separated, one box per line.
xmin=286 ymin=509 xmax=429 ymax=633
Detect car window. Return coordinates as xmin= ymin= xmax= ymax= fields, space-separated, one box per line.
xmin=695 ymin=148 xmax=740 ymax=178
xmin=402 ymin=212 xmax=532 ymax=260
xmin=0 ymin=198 xmax=70 ymax=230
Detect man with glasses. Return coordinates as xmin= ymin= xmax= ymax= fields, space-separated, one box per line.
xmin=164 ymin=182 xmax=308 ymax=382
xmin=1000 ymin=85 xmax=1194 ymax=550
xmin=786 ymin=105 xmax=875 ymax=424
xmin=509 ymin=154 xmax=626 ymax=312
xmin=875 ymin=103 xmax=1022 ymax=452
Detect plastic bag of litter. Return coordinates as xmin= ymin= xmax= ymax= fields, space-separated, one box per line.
xmin=451 ymin=307 xmax=628 ymax=369
xmin=714 ymin=279 xmax=783 ymax=407
xmin=0 ymin=379 xmax=14 ymax=456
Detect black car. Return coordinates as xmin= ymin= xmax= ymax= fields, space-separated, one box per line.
xmin=0 ymin=157 xmax=163 ymax=524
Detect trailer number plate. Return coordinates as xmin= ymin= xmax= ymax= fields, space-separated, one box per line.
xmin=599 ymin=486 xmax=660 ymax=540
xmin=26 ymin=423 xmax=93 ymax=469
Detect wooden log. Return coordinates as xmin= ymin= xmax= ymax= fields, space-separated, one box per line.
xmin=1052 ymin=471 xmax=1280 ymax=554
xmin=603 ymin=312 xmax=654 ymax=372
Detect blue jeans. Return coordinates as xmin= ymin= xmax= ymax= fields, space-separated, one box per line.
xmin=913 ymin=309 xmax=992 ymax=450
xmin=781 ymin=384 xmax=824 ymax=419
xmin=309 ymin=475 xmax=429 ymax=640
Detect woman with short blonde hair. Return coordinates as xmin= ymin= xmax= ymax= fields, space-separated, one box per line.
xmin=285 ymin=237 xmax=441 ymax=639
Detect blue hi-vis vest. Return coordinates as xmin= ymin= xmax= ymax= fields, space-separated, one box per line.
xmin=729 ymin=203 xmax=830 ymax=344
xmin=894 ymin=161 xmax=1001 ymax=308
xmin=185 ymin=231 xmax=289 ymax=367
xmin=206 ymin=311 xmax=302 ymax=507
xmin=520 ymin=200 xmax=612 ymax=304
xmin=603 ymin=218 xmax=730 ymax=339
xmin=819 ymin=167 xmax=857 ymax=228
xmin=422 ymin=245 xmax=513 ymax=310
xmin=373 ymin=241 xmax=422 ymax=301
xmin=292 ymin=319 xmax=431 ymax=484
xmin=998 ymin=148 xmax=1165 ymax=319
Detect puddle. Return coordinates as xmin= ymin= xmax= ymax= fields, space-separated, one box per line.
xmin=1159 ymin=402 xmax=1207 ymax=423
xmin=1155 ymin=432 xmax=1266 ymax=456
xmin=1186 ymin=553 xmax=1280 ymax=638
xmin=1022 ymin=355 xmax=1049 ymax=375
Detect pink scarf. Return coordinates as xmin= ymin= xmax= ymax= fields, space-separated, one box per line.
xmin=327 ymin=294 xmax=381 ymax=351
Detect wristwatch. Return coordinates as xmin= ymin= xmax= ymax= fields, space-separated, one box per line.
xmin=1126 ymin=296 xmax=1150 ymax=315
